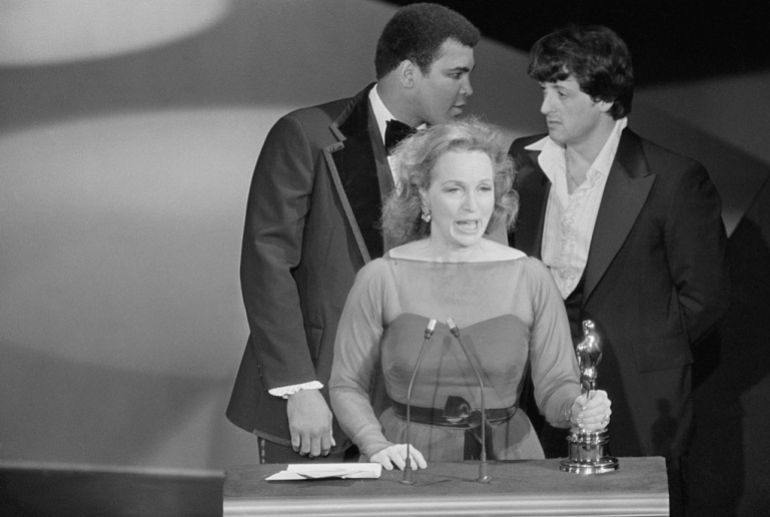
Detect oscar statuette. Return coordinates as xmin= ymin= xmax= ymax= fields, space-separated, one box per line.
xmin=559 ymin=320 xmax=619 ymax=474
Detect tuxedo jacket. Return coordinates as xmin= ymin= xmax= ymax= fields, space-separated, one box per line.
xmin=227 ymin=85 xmax=392 ymax=449
xmin=510 ymin=128 xmax=729 ymax=456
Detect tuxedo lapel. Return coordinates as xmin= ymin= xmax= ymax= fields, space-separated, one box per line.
xmin=583 ymin=130 xmax=655 ymax=302
xmin=322 ymin=85 xmax=386 ymax=263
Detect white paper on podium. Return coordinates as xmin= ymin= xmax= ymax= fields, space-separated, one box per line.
xmin=265 ymin=462 xmax=382 ymax=481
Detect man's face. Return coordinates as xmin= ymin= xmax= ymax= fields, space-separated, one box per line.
xmin=412 ymin=39 xmax=474 ymax=125
xmin=539 ymin=75 xmax=609 ymax=147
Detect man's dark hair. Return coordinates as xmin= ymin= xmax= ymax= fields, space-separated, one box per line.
xmin=528 ymin=24 xmax=634 ymax=119
xmin=375 ymin=3 xmax=480 ymax=79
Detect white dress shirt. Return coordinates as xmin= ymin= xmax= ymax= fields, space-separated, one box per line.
xmin=526 ymin=118 xmax=628 ymax=299
xmin=369 ymin=85 xmax=403 ymax=184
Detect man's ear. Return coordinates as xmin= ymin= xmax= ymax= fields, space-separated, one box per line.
xmin=594 ymin=98 xmax=614 ymax=113
xmin=399 ymin=59 xmax=417 ymax=88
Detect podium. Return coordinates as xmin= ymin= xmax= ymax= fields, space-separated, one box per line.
xmin=0 ymin=461 xmax=224 ymax=517
xmin=224 ymin=457 xmax=668 ymax=516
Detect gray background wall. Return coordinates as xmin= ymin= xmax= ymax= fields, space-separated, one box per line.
xmin=1 ymin=1 xmax=767 ymax=508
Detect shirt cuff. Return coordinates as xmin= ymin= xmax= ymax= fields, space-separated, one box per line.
xmin=268 ymin=381 xmax=324 ymax=399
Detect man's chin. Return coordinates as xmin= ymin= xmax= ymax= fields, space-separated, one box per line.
xmin=547 ymin=130 xmax=565 ymax=145
xmin=429 ymin=109 xmax=464 ymax=124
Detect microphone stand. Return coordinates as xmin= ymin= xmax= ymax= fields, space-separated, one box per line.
xmin=447 ymin=317 xmax=491 ymax=483
xmin=401 ymin=318 xmax=437 ymax=485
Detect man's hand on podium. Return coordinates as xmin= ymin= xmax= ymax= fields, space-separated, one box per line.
xmin=287 ymin=389 xmax=335 ymax=458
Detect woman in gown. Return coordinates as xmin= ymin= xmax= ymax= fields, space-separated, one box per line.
xmin=329 ymin=118 xmax=611 ymax=470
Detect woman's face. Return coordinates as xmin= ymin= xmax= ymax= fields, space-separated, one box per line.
xmin=421 ymin=149 xmax=495 ymax=251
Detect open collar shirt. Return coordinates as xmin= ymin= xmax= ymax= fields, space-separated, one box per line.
xmin=525 ymin=118 xmax=628 ymax=299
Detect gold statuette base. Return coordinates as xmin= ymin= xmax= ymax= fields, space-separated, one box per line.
xmin=559 ymin=428 xmax=619 ymax=475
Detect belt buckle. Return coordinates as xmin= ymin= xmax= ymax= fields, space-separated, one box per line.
xmin=443 ymin=395 xmax=472 ymax=425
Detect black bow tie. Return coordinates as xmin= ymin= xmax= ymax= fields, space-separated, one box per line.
xmin=385 ymin=119 xmax=416 ymax=154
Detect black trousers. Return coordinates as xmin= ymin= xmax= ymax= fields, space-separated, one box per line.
xmin=257 ymin=437 xmax=359 ymax=464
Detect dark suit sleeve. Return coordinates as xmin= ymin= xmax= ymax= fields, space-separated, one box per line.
xmin=509 ymin=137 xmax=536 ymax=178
xmin=240 ymin=114 xmax=318 ymax=389
xmin=507 ymin=139 xmax=528 ymax=249
xmin=507 ymin=136 xmax=547 ymax=254
xmin=664 ymin=163 xmax=729 ymax=345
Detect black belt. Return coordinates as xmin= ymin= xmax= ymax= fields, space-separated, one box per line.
xmin=391 ymin=395 xmax=517 ymax=429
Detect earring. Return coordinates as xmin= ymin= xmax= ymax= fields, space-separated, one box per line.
xmin=421 ymin=207 xmax=431 ymax=223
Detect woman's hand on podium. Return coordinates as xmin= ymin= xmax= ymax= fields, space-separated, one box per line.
xmin=370 ymin=444 xmax=427 ymax=471
xmin=570 ymin=389 xmax=612 ymax=432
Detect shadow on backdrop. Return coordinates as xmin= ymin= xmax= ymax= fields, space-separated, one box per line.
xmin=687 ymin=175 xmax=770 ymax=516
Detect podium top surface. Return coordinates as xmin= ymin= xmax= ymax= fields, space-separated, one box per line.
xmin=224 ymin=457 xmax=669 ymax=516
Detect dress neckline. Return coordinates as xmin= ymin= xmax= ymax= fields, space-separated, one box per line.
xmin=384 ymin=252 xmax=526 ymax=265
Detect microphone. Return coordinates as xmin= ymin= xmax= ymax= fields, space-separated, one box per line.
xmin=447 ymin=317 xmax=491 ymax=483
xmin=401 ymin=318 xmax=437 ymax=485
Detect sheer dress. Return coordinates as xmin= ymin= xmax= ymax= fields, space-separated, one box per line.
xmin=329 ymin=254 xmax=580 ymax=461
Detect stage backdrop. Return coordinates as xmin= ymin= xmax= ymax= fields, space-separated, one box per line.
xmin=0 ymin=4 xmax=767 ymax=509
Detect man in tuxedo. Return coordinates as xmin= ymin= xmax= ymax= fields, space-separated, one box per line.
xmin=226 ymin=3 xmax=480 ymax=463
xmin=509 ymin=24 xmax=728 ymax=513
